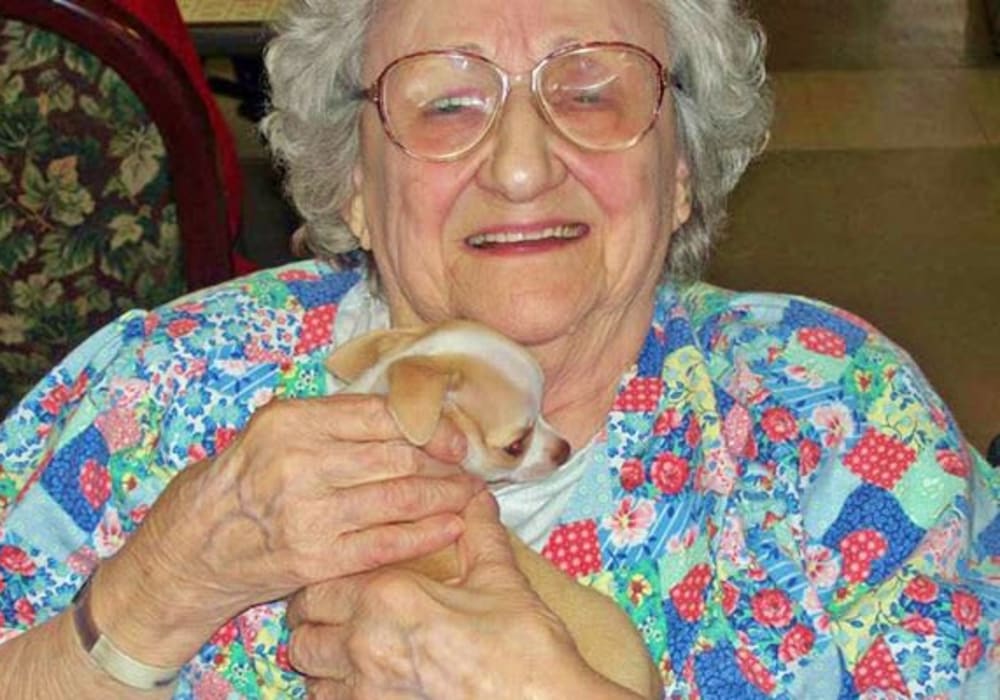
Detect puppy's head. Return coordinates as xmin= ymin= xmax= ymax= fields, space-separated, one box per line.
xmin=326 ymin=322 xmax=571 ymax=484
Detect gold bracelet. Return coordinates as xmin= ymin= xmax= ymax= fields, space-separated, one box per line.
xmin=72 ymin=574 xmax=182 ymax=691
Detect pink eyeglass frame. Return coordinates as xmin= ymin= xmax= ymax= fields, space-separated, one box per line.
xmin=355 ymin=41 xmax=673 ymax=161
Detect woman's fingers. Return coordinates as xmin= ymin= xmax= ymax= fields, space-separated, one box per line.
xmin=329 ymin=475 xmax=482 ymax=531
xmin=289 ymin=621 xmax=353 ymax=678
xmin=324 ymin=512 xmax=466 ymax=579
xmin=120 ymin=391 xmax=477 ymax=641
xmin=288 ymin=576 xmax=362 ymax=628
xmin=314 ymin=440 xmax=464 ymax=485
xmin=247 ymin=396 xmax=467 ymax=484
xmin=309 ymin=395 xmax=468 ymax=466
xmin=456 ymin=491 xmax=524 ymax=584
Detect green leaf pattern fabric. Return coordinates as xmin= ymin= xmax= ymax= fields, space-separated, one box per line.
xmin=0 ymin=19 xmax=185 ymax=416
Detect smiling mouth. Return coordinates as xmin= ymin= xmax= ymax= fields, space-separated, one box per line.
xmin=466 ymin=224 xmax=587 ymax=249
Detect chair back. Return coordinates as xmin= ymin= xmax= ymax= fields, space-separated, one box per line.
xmin=0 ymin=0 xmax=233 ymax=415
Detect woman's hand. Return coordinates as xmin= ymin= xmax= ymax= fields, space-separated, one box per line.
xmin=286 ymin=491 xmax=639 ymax=700
xmin=89 ymin=394 xmax=483 ymax=668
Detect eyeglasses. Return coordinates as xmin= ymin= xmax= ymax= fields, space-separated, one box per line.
xmin=356 ymin=42 xmax=671 ymax=162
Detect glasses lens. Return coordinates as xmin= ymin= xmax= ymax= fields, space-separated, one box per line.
xmin=538 ymin=46 xmax=662 ymax=150
xmin=380 ymin=53 xmax=502 ymax=159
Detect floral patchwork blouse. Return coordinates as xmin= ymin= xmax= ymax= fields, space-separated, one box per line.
xmin=0 ymin=261 xmax=997 ymax=698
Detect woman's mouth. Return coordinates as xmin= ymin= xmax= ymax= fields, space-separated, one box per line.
xmin=465 ymin=224 xmax=588 ymax=250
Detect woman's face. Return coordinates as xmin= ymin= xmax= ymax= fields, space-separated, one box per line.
xmin=351 ymin=0 xmax=691 ymax=348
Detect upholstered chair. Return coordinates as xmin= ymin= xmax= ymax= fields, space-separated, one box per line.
xmin=0 ymin=0 xmax=234 ymax=416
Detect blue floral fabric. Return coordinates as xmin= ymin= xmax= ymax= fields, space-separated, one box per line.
xmin=0 ymin=260 xmax=997 ymax=698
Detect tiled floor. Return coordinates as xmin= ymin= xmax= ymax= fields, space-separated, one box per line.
xmin=216 ymin=0 xmax=1000 ymax=452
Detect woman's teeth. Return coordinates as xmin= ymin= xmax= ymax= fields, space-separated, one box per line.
xmin=468 ymin=225 xmax=583 ymax=248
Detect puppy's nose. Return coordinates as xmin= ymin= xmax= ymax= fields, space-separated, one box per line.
xmin=551 ymin=438 xmax=571 ymax=466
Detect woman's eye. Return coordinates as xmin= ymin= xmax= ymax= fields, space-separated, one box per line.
xmin=573 ymin=89 xmax=603 ymax=104
xmin=423 ymin=94 xmax=485 ymax=115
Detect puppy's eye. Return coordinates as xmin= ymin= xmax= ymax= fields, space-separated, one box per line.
xmin=503 ymin=436 xmax=526 ymax=457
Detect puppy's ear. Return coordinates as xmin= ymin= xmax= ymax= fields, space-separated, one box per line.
xmin=386 ymin=356 xmax=460 ymax=445
xmin=326 ymin=328 xmax=423 ymax=382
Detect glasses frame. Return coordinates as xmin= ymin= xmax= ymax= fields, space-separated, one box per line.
xmin=357 ymin=41 xmax=672 ymax=162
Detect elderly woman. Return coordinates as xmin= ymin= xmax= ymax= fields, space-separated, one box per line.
xmin=0 ymin=0 xmax=996 ymax=697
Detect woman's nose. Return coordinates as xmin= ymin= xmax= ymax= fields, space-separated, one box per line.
xmin=476 ymin=89 xmax=566 ymax=201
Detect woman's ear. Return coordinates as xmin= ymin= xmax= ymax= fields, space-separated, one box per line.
xmin=341 ymin=164 xmax=372 ymax=250
xmin=671 ymin=157 xmax=693 ymax=231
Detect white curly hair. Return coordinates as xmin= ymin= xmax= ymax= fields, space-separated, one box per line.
xmin=261 ymin=0 xmax=772 ymax=281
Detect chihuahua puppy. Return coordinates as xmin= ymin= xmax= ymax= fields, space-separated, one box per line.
xmin=327 ymin=321 xmax=663 ymax=699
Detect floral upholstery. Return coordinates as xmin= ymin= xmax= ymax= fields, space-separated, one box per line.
xmin=0 ymin=19 xmax=186 ymax=416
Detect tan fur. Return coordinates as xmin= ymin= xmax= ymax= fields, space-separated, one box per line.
xmin=325 ymin=327 xmax=424 ymax=384
xmin=327 ymin=324 xmax=663 ymax=698
xmin=403 ymin=536 xmax=662 ymax=698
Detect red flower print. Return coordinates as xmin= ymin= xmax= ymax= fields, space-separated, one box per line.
xmin=166 ymin=318 xmax=199 ymax=338
xmin=951 ymin=590 xmax=982 ymax=629
xmin=901 ymin=613 xmax=936 ymax=636
xmin=761 ymin=407 xmax=799 ymax=443
xmin=40 ymin=385 xmax=72 ymax=416
xmin=651 ymin=453 xmax=690 ymax=495
xmin=798 ymin=438 xmax=821 ymax=476
xmin=618 ymin=459 xmax=645 ymax=491
xmin=721 ymin=581 xmax=740 ymax=616
xmin=39 ymin=374 xmax=89 ymax=415
xmin=904 ymin=575 xmax=938 ymax=603
xmin=778 ymin=624 xmax=815 ymax=663
xmin=214 ymin=427 xmax=239 ymax=452
xmin=130 ymin=505 xmax=151 ymax=524
xmin=852 ymin=636 xmax=909 ymax=696
xmin=840 ymin=529 xmax=888 ymax=584
xmin=276 ymin=642 xmax=293 ymax=671
xmin=751 ymin=588 xmax=794 ymax=628
xmin=669 ymin=563 xmax=712 ymax=623
xmin=853 ymin=369 xmax=874 ymax=394
xmin=277 ymin=269 xmax=320 ymax=282
xmin=958 ymin=636 xmax=984 ymax=669
xmin=603 ymin=498 xmax=655 ymax=548
xmin=613 ymin=377 xmax=664 ymax=412
xmin=843 ymin=428 xmax=917 ymax=490
xmin=627 ymin=574 xmax=653 ymax=605
xmin=685 ymin=418 xmax=702 ymax=447
xmin=209 ymin=620 xmax=239 ymax=647
xmin=797 ymin=327 xmax=846 ymax=357
xmin=542 ymin=520 xmax=602 ymax=578
xmin=143 ymin=313 xmax=160 ymax=336
xmin=935 ymin=449 xmax=969 ymax=478
xmin=653 ymin=408 xmax=682 ymax=435
xmin=14 ymin=597 xmax=35 ymax=626
xmin=79 ymin=460 xmax=111 ymax=510
xmin=736 ymin=647 xmax=777 ymax=693
xmin=0 ymin=545 xmax=36 ymax=576
xmin=295 ymin=304 xmax=337 ymax=354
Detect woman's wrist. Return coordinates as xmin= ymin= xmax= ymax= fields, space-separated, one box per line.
xmin=87 ymin=461 xmax=229 ymax=669
xmin=72 ymin=575 xmax=182 ymax=690
xmin=88 ymin=545 xmax=210 ymax=669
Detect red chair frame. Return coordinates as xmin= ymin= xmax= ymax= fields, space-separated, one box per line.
xmin=1 ymin=0 xmax=233 ymax=289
